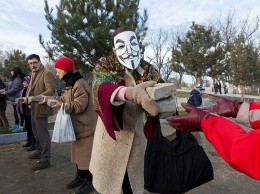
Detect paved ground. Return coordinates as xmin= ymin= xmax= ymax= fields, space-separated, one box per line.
xmin=1 ymin=92 xmax=260 ymax=194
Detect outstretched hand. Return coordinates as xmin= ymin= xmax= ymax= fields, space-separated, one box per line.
xmin=125 ymin=81 xmax=159 ymax=116
xmin=202 ymin=94 xmax=241 ymax=118
xmin=38 ymin=95 xmax=46 ymax=104
xmin=51 ymin=101 xmax=62 ymax=110
xmin=166 ymin=103 xmax=207 ymax=132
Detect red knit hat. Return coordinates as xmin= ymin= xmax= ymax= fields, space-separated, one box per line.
xmin=54 ymin=56 xmax=74 ymax=71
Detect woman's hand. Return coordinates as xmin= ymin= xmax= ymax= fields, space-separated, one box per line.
xmin=52 ymin=101 xmax=62 ymax=110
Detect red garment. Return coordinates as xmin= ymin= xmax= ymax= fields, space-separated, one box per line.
xmin=97 ymin=82 xmax=122 ymax=140
xmin=97 ymin=82 xmax=157 ymax=140
xmin=201 ymin=103 xmax=260 ymax=179
xmin=249 ymin=102 xmax=260 ymax=129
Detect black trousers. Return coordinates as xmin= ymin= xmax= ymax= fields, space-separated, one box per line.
xmin=122 ymin=170 xmax=133 ymax=194
xmin=24 ymin=114 xmax=35 ymax=145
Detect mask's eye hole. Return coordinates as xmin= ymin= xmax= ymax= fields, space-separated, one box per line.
xmin=131 ymin=42 xmax=137 ymax=46
xmin=118 ymin=45 xmax=125 ymax=49
xmin=116 ymin=44 xmax=125 ymax=50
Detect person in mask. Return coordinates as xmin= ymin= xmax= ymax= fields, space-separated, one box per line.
xmin=90 ymin=26 xmax=159 ymax=194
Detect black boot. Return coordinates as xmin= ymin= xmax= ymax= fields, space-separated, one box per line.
xmin=75 ymin=170 xmax=94 ymax=194
xmin=67 ymin=170 xmax=84 ymax=189
xmin=75 ymin=181 xmax=94 ymax=194
xmin=27 ymin=145 xmax=36 ymax=151
xmin=22 ymin=141 xmax=31 ymax=147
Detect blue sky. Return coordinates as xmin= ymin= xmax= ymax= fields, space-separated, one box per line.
xmin=0 ymin=0 xmax=259 ymax=62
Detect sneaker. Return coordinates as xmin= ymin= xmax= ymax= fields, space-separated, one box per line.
xmin=31 ymin=161 xmax=50 ymax=171
xmin=11 ymin=126 xmax=23 ymax=133
xmin=75 ymin=181 xmax=94 ymax=194
xmin=9 ymin=124 xmax=18 ymax=131
xmin=28 ymin=152 xmax=41 ymax=159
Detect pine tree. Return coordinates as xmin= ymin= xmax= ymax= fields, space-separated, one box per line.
xmin=229 ymin=35 xmax=260 ymax=100
xmin=171 ymin=22 xmax=224 ymax=85
xmin=40 ymin=0 xmax=148 ymax=76
xmin=0 ymin=50 xmax=30 ymax=80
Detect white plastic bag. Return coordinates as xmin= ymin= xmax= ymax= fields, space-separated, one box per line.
xmin=52 ymin=103 xmax=76 ymax=143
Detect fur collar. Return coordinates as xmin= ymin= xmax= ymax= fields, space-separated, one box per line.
xmin=63 ymin=71 xmax=83 ymax=88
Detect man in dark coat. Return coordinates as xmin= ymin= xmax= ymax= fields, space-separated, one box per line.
xmin=214 ymin=82 xmax=219 ymax=94
xmin=218 ymin=82 xmax=222 ymax=94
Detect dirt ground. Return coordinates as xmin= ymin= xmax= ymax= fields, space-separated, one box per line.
xmin=1 ymin=129 xmax=260 ymax=194
xmin=1 ymin=104 xmax=260 ymax=194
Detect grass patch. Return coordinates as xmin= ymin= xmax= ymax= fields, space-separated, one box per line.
xmin=177 ymin=109 xmax=186 ymax=115
xmin=0 ymin=126 xmax=10 ymax=134
xmin=0 ymin=122 xmax=55 ymax=135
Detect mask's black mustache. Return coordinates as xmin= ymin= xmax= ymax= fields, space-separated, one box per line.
xmin=131 ymin=60 xmax=134 ymax=69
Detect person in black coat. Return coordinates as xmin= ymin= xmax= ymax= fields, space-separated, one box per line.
xmin=19 ymin=76 xmax=36 ymax=150
xmin=214 ymin=82 xmax=219 ymax=94
xmin=187 ymin=84 xmax=205 ymax=107
xmin=0 ymin=78 xmax=9 ymax=127
xmin=218 ymin=82 xmax=222 ymax=94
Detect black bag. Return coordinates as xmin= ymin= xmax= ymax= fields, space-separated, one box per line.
xmin=144 ymin=116 xmax=214 ymax=194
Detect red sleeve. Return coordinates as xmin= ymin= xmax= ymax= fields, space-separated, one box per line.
xmin=201 ymin=114 xmax=260 ymax=179
xmin=97 ymin=82 xmax=124 ymax=140
xmin=249 ymin=102 xmax=260 ymax=129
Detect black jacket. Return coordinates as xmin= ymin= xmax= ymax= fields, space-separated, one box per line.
xmin=187 ymin=89 xmax=202 ymax=107
xmin=0 ymin=82 xmax=7 ymax=112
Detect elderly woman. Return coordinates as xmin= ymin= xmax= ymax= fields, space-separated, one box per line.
xmin=41 ymin=56 xmax=97 ymax=194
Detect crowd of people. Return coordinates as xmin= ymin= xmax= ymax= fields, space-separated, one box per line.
xmin=1 ymin=26 xmax=260 ymax=194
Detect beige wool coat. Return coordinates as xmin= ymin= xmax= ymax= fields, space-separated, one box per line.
xmin=52 ymin=77 xmax=98 ymax=169
xmin=27 ymin=65 xmax=55 ymax=117
xmin=90 ymin=98 xmax=147 ymax=194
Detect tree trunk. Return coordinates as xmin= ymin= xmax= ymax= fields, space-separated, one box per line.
xmin=240 ymin=84 xmax=245 ymax=101
xmin=196 ymin=77 xmax=202 ymax=85
xmin=179 ymin=75 xmax=183 ymax=89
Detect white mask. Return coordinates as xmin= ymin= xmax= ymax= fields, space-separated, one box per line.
xmin=113 ymin=31 xmax=141 ymax=69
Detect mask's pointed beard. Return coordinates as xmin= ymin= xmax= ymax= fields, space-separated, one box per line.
xmin=131 ymin=60 xmax=134 ymax=69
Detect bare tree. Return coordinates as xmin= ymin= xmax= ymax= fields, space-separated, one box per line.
xmin=43 ymin=56 xmax=56 ymax=76
xmin=209 ymin=9 xmax=238 ymax=45
xmin=169 ymin=25 xmax=188 ymax=88
xmin=240 ymin=12 xmax=260 ymax=44
xmin=145 ymin=28 xmax=173 ymax=82
xmin=0 ymin=46 xmax=14 ymax=66
xmin=210 ymin=9 xmax=260 ymax=100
